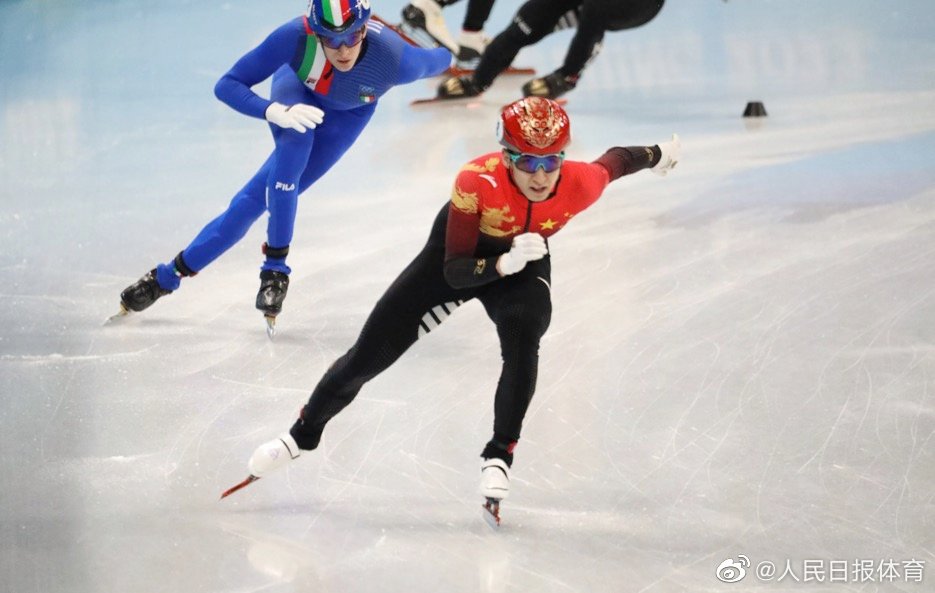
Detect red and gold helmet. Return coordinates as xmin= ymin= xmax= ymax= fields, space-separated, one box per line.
xmin=497 ymin=97 xmax=571 ymax=155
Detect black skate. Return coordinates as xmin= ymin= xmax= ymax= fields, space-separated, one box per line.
xmin=110 ymin=269 xmax=172 ymax=322
xmin=411 ymin=76 xmax=484 ymax=106
xmin=256 ymin=270 xmax=290 ymax=339
xmin=437 ymin=75 xmax=482 ymax=99
xmin=456 ymin=45 xmax=481 ymax=68
xmin=522 ymin=70 xmax=578 ymax=100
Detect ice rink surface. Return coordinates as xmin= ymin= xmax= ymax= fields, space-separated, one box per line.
xmin=1 ymin=1 xmax=934 ymax=591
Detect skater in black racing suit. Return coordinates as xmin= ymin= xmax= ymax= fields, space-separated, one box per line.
xmin=438 ymin=0 xmax=665 ymax=99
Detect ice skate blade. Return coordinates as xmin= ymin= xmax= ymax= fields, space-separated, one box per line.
xmin=264 ymin=314 xmax=277 ymax=339
xmin=220 ymin=475 xmax=259 ymax=500
xmin=398 ymin=21 xmax=456 ymax=52
xmin=104 ymin=304 xmax=131 ymax=325
xmin=446 ymin=65 xmax=536 ymax=77
xmin=411 ymin=95 xmax=484 ymax=107
xmin=482 ymin=498 xmax=501 ymax=529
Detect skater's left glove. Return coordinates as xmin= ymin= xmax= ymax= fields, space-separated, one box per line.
xmin=651 ymin=133 xmax=680 ymax=176
xmin=497 ymin=232 xmax=548 ymax=276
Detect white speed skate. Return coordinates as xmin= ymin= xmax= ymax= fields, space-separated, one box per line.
xmin=400 ymin=0 xmax=458 ymax=52
xmin=480 ymin=458 xmax=510 ymax=499
xmin=220 ymin=433 xmax=301 ymax=499
xmin=480 ymin=457 xmax=510 ymax=528
xmin=249 ymin=432 xmax=301 ymax=477
xmin=455 ymin=29 xmax=490 ymax=69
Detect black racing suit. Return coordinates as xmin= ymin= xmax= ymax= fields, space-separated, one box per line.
xmin=473 ymin=0 xmax=665 ymax=88
xmin=289 ymin=145 xmax=659 ymax=465
xmin=290 ymin=205 xmax=552 ymax=461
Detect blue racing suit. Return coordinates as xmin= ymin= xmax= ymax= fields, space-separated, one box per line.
xmin=155 ymin=16 xmax=450 ymax=288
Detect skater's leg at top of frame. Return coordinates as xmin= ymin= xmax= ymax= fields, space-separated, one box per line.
xmin=477 ymin=266 xmax=552 ymax=499
xmin=437 ymin=0 xmax=574 ymax=99
xmin=400 ymin=0 xmax=495 ymax=66
xmin=453 ymin=0 xmax=496 ymax=67
xmin=520 ymin=27 xmax=602 ymax=100
xmin=522 ymin=0 xmax=665 ymax=99
xmin=521 ymin=0 xmax=606 ymax=99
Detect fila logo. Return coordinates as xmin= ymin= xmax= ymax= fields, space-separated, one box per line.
xmin=274 ymin=182 xmax=296 ymax=191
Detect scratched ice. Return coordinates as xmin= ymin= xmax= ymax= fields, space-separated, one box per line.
xmin=1 ymin=1 xmax=933 ymax=592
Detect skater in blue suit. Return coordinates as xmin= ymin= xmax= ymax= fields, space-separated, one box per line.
xmin=117 ymin=0 xmax=450 ymax=333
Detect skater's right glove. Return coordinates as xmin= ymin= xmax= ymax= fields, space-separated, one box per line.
xmin=651 ymin=133 xmax=681 ymax=176
xmin=497 ymin=232 xmax=548 ymax=276
xmin=265 ymin=102 xmax=325 ymax=133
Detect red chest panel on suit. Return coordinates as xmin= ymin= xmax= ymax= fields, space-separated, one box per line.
xmin=445 ymin=153 xmax=611 ymax=258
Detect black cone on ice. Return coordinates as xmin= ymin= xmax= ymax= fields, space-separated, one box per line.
xmin=743 ymin=101 xmax=767 ymax=117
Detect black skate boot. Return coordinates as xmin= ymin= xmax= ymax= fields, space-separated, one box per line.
xmin=522 ymin=70 xmax=578 ymax=99
xmin=119 ymin=269 xmax=172 ymax=313
xmin=256 ymin=270 xmax=290 ymax=338
xmin=437 ymin=75 xmax=482 ymax=99
xmin=456 ymin=45 xmax=482 ymax=70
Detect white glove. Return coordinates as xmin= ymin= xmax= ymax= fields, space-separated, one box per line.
xmin=265 ymin=102 xmax=325 ymax=133
xmin=497 ymin=232 xmax=548 ymax=276
xmin=651 ymin=133 xmax=680 ymax=176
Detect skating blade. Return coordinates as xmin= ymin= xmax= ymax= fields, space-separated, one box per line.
xmin=410 ymin=95 xmax=484 ymax=107
xmin=220 ymin=475 xmax=259 ymax=500
xmin=104 ymin=304 xmax=130 ymax=325
xmin=396 ymin=22 xmax=454 ymax=52
xmin=482 ymin=498 xmax=501 ymax=529
xmin=445 ymin=65 xmax=536 ymax=77
xmin=264 ymin=315 xmax=276 ymax=339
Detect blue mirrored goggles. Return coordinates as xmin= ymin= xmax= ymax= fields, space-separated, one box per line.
xmin=318 ymin=25 xmax=366 ymax=49
xmin=505 ymin=150 xmax=565 ymax=173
